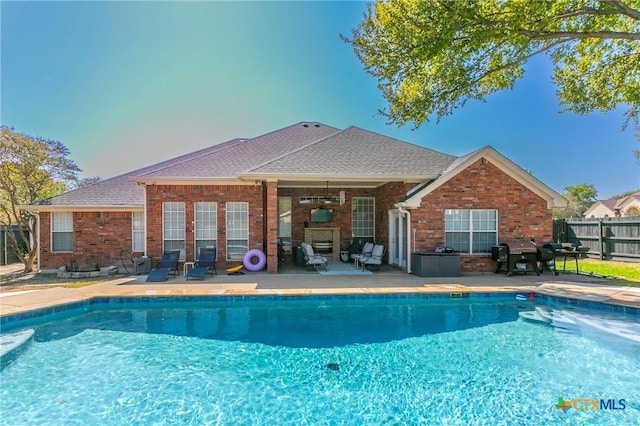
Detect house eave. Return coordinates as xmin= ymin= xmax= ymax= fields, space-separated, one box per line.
xmin=130 ymin=177 xmax=254 ymax=186
xmin=19 ymin=205 xmax=143 ymax=213
xmin=236 ymin=173 xmax=435 ymax=187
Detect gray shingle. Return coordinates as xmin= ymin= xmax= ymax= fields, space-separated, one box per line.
xmin=31 ymin=122 xmax=458 ymax=208
xmin=244 ymin=127 xmax=456 ymax=178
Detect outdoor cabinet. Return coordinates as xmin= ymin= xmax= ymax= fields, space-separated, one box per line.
xmin=411 ymin=252 xmax=461 ymax=277
xmin=133 ymin=257 xmax=151 ymax=275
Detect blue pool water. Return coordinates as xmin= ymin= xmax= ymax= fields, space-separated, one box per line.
xmin=1 ymin=295 xmax=639 ymax=425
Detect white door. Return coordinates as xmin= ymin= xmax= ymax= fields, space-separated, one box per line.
xmin=389 ymin=210 xmax=407 ymax=268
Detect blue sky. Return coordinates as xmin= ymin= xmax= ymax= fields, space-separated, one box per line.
xmin=2 ymin=1 xmax=638 ymax=199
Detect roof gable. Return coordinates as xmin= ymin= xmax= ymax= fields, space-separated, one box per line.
xmin=399 ymin=146 xmax=567 ymax=209
xmin=241 ymin=126 xmax=456 ymax=180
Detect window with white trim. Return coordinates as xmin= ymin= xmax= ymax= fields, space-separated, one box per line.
xmin=352 ymin=197 xmax=375 ymax=239
xmin=51 ymin=212 xmax=73 ymax=252
xmin=226 ymin=202 xmax=248 ymax=261
xmin=163 ymin=202 xmax=185 ymax=252
xmin=194 ymin=202 xmax=217 ymax=257
xmin=445 ymin=209 xmax=497 ymax=253
xmin=132 ymin=211 xmax=145 ymax=252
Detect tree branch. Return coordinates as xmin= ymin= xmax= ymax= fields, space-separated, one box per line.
xmin=602 ymin=0 xmax=640 ymax=21
xmin=519 ymin=29 xmax=640 ymax=41
xmin=467 ymin=39 xmax=568 ymax=88
xmin=555 ymin=7 xmax=628 ymax=20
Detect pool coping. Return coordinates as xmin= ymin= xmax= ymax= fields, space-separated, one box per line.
xmin=1 ymin=273 xmax=639 ymax=328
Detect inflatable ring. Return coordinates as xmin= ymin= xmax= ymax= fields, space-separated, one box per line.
xmin=243 ymin=249 xmax=266 ymax=272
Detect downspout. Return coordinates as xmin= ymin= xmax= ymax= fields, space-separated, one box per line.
xmin=37 ymin=213 xmax=41 ymax=272
xmin=397 ymin=206 xmax=412 ymax=274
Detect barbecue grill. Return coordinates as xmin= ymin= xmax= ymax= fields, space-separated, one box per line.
xmin=491 ymin=241 xmax=540 ymax=276
xmin=544 ymin=242 xmax=589 ymax=274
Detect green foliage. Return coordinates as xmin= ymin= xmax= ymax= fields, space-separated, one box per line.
xmin=346 ymin=0 xmax=640 ymax=132
xmin=0 ymin=126 xmax=82 ymax=271
xmin=554 ymin=183 xmax=598 ymax=218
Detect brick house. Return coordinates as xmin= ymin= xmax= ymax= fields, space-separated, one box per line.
xmin=24 ymin=122 xmax=566 ymax=274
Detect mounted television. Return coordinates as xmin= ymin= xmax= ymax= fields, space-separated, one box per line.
xmin=310 ymin=208 xmax=333 ymax=223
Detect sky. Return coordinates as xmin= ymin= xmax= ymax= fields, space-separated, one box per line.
xmin=2 ymin=1 xmax=638 ymax=200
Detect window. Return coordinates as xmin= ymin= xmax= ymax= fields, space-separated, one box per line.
xmin=51 ymin=212 xmax=73 ymax=252
xmin=352 ymin=197 xmax=375 ymax=239
xmin=226 ymin=202 xmax=248 ymax=261
xmin=445 ymin=209 xmax=497 ymax=253
xmin=278 ymin=196 xmax=292 ymax=254
xmin=195 ymin=202 xmax=217 ymax=257
xmin=132 ymin=211 xmax=145 ymax=252
xmin=163 ymin=202 xmax=185 ymax=252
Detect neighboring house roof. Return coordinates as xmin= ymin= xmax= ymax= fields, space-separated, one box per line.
xmin=584 ymin=191 xmax=640 ymax=218
xmin=583 ymin=199 xmax=618 ymax=218
xmin=616 ymin=192 xmax=640 ymax=214
xmin=398 ymin=146 xmax=568 ymax=209
xmin=24 ymin=122 xmax=565 ymax=211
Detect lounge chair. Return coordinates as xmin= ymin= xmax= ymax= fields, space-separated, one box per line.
xmin=158 ymin=250 xmax=181 ymax=277
xmin=361 ymin=244 xmax=385 ymax=271
xmin=301 ymin=242 xmax=328 ymax=271
xmin=146 ymin=268 xmax=170 ymax=282
xmin=187 ymin=247 xmax=217 ymax=280
xmin=351 ymin=242 xmax=374 ymax=267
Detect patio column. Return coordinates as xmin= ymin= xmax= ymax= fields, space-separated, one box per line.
xmin=265 ymin=179 xmax=279 ymax=273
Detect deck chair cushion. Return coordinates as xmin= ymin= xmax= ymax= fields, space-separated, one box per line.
xmin=186 ymin=267 xmax=209 ymax=280
xmin=146 ymin=268 xmax=170 ymax=282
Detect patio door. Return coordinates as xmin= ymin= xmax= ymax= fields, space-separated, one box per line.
xmin=389 ymin=210 xmax=407 ymax=268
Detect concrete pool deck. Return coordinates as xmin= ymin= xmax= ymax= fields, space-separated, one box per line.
xmin=1 ymin=266 xmax=639 ymax=318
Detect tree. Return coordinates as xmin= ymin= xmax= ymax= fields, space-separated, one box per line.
xmin=554 ymin=183 xmax=598 ymax=218
xmin=0 ymin=127 xmax=81 ymax=272
xmin=345 ymin=0 xmax=640 ymax=133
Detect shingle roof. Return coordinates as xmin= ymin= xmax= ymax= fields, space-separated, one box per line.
xmin=26 ymin=122 xmax=461 ymax=209
xmin=242 ymin=126 xmax=456 ymax=178
xmin=29 ymin=138 xmax=247 ymax=208
xmin=138 ymin=122 xmax=341 ymax=179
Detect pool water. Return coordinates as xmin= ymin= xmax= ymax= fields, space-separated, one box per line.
xmin=1 ymin=296 xmax=639 ymax=425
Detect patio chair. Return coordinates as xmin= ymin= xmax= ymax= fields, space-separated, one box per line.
xmin=187 ymin=247 xmax=217 ymax=280
xmin=146 ymin=268 xmax=170 ymax=282
xmin=351 ymin=242 xmax=374 ymax=268
xmin=158 ymin=250 xmax=181 ymax=277
xmin=301 ymin=242 xmax=328 ymax=271
xmin=361 ymin=244 xmax=385 ymax=271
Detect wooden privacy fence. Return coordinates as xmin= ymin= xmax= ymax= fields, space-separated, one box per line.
xmin=553 ymin=218 xmax=640 ymax=261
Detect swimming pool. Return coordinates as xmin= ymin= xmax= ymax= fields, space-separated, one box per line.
xmin=1 ymin=294 xmax=639 ymax=425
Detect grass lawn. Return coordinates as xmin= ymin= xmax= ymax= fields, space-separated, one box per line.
xmin=557 ymin=258 xmax=640 ymax=284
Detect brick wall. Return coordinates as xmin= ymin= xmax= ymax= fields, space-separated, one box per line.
xmin=39 ymin=211 xmax=138 ymax=270
xmin=37 ymin=161 xmax=553 ymax=275
xmin=145 ymin=184 xmax=264 ymax=270
xmin=410 ymin=159 xmax=553 ymax=272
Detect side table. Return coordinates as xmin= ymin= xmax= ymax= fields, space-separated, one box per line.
xmin=183 ymin=261 xmax=196 ymax=277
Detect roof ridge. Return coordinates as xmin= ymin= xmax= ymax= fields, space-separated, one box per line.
xmin=243 ymin=125 xmax=343 ymax=173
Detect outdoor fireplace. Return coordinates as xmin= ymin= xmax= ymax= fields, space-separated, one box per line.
xmin=304 ymin=227 xmax=340 ymax=260
xmin=312 ymin=240 xmax=333 ymax=255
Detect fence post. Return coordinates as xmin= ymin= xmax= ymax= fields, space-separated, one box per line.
xmin=598 ymin=220 xmax=605 ymax=260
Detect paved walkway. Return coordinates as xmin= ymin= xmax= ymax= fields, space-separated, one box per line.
xmin=1 ymin=266 xmax=639 ymax=318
